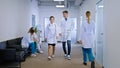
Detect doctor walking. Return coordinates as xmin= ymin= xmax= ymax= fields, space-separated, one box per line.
xmin=45 ymin=16 xmax=59 ymax=60
xmin=79 ymin=11 xmax=95 ymax=68
xmin=60 ymin=10 xmax=74 ymax=60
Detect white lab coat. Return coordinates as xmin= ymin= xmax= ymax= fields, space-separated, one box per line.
xmin=21 ymin=33 xmax=36 ymax=48
xmin=60 ymin=18 xmax=74 ymax=41
xmin=80 ymin=19 xmax=95 ymax=48
xmin=21 ymin=35 xmax=29 ymax=48
xmin=45 ymin=23 xmax=58 ymax=44
xmin=28 ymin=33 xmax=37 ymax=43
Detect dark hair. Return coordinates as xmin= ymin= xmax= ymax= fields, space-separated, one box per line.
xmin=49 ymin=16 xmax=55 ymax=20
xmin=63 ymin=10 xmax=68 ymax=14
xmin=28 ymin=27 xmax=35 ymax=35
xmin=86 ymin=11 xmax=91 ymax=14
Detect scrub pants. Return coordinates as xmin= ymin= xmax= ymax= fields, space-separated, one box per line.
xmin=82 ymin=47 xmax=95 ymax=63
xmin=29 ymin=42 xmax=37 ymax=54
xmin=62 ymin=40 xmax=71 ymax=55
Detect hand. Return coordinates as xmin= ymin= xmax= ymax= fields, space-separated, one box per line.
xmin=79 ymin=40 xmax=82 ymax=44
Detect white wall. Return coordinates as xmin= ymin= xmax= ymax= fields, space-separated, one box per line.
xmin=0 ymin=0 xmax=40 ymax=42
xmin=103 ymin=0 xmax=120 ymax=68
xmin=38 ymin=6 xmax=80 ymax=41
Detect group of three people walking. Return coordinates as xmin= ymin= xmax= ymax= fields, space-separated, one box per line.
xmin=45 ymin=10 xmax=95 ymax=68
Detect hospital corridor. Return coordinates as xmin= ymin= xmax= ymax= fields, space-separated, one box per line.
xmin=0 ymin=0 xmax=120 ymax=68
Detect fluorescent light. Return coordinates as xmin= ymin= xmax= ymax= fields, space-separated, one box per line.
xmin=56 ymin=5 xmax=65 ymax=8
xmin=98 ymin=5 xmax=104 ymax=8
xmin=54 ymin=0 xmax=64 ymax=1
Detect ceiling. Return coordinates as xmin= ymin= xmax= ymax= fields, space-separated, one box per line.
xmin=37 ymin=0 xmax=84 ymax=7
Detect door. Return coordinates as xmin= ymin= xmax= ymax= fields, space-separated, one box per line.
xmin=95 ymin=0 xmax=104 ymax=66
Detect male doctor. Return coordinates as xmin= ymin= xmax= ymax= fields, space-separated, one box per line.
xmin=60 ymin=10 xmax=74 ymax=60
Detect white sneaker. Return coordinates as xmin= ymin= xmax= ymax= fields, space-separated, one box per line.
xmin=35 ymin=52 xmax=39 ymax=55
xmin=64 ymin=54 xmax=67 ymax=59
xmin=51 ymin=55 xmax=55 ymax=58
xmin=67 ymin=55 xmax=71 ymax=60
xmin=40 ymin=50 xmax=43 ymax=54
xmin=31 ymin=54 xmax=36 ymax=57
xmin=48 ymin=56 xmax=52 ymax=60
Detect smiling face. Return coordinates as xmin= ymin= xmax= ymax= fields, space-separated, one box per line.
xmin=49 ymin=16 xmax=55 ymax=24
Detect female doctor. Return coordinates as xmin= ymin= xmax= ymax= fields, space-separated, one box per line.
xmin=45 ymin=16 xmax=58 ymax=60
xmin=79 ymin=11 xmax=95 ymax=68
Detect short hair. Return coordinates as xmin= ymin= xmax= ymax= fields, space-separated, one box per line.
xmin=63 ymin=10 xmax=68 ymax=14
xmin=49 ymin=16 xmax=55 ymax=20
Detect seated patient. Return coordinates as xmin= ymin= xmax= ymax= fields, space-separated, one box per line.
xmin=21 ymin=27 xmax=38 ymax=57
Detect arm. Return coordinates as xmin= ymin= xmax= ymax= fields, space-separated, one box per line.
xmin=45 ymin=25 xmax=49 ymax=40
xmin=59 ymin=22 xmax=62 ymax=36
xmin=93 ymin=22 xmax=96 ymax=45
xmin=33 ymin=33 xmax=39 ymax=43
xmin=55 ymin=24 xmax=59 ymax=39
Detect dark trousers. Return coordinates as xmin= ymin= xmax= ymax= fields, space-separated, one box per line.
xmin=62 ymin=40 xmax=71 ymax=55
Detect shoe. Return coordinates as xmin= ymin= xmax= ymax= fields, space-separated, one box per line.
xmin=31 ymin=54 xmax=36 ymax=57
xmin=51 ymin=55 xmax=55 ymax=58
xmin=48 ymin=56 xmax=52 ymax=60
xmin=35 ymin=52 xmax=39 ymax=55
xmin=83 ymin=62 xmax=87 ymax=66
xmin=64 ymin=54 xmax=67 ymax=59
xmin=91 ymin=61 xmax=95 ymax=68
xmin=67 ymin=55 xmax=71 ymax=60
xmin=40 ymin=50 xmax=43 ymax=54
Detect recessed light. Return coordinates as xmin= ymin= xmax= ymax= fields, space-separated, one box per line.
xmin=56 ymin=5 xmax=65 ymax=8
xmin=54 ymin=0 xmax=64 ymax=1
xmin=98 ymin=5 xmax=104 ymax=8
